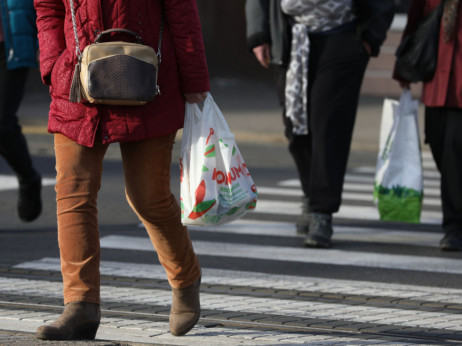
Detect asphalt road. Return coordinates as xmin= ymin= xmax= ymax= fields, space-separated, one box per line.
xmin=1 ymin=77 xmax=461 ymax=345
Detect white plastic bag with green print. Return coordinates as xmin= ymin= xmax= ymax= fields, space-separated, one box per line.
xmin=374 ymin=89 xmax=423 ymax=223
xmin=180 ymin=92 xmax=257 ymax=226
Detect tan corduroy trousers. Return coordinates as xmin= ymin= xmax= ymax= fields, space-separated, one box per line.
xmin=54 ymin=132 xmax=200 ymax=304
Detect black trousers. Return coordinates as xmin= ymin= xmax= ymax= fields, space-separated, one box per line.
xmin=425 ymin=107 xmax=462 ymax=234
xmin=275 ymin=29 xmax=369 ymax=213
xmin=0 ymin=43 xmax=36 ymax=182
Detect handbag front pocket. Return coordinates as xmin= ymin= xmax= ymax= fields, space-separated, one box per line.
xmin=86 ymin=54 xmax=158 ymax=103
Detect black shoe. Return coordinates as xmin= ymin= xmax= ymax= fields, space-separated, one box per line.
xmin=304 ymin=212 xmax=333 ymax=248
xmin=440 ymin=231 xmax=462 ymax=251
xmin=18 ymin=174 xmax=42 ymax=222
xmin=296 ymin=197 xmax=311 ymax=235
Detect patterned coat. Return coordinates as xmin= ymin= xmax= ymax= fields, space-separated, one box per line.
xmin=34 ymin=0 xmax=210 ymax=147
xmin=245 ymin=0 xmax=395 ymax=66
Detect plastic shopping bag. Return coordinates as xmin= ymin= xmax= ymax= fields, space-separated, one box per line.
xmin=373 ymin=89 xmax=423 ymax=223
xmin=180 ymin=93 xmax=257 ymax=226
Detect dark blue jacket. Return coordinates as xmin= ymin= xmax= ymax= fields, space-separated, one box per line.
xmin=0 ymin=0 xmax=38 ymax=70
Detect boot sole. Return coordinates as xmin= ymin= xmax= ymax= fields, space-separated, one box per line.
xmin=36 ymin=322 xmax=99 ymax=340
xmin=304 ymin=236 xmax=331 ymax=248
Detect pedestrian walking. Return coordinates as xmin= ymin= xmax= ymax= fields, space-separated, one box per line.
xmin=0 ymin=0 xmax=42 ymax=222
xmin=34 ymin=0 xmax=209 ymax=339
xmin=394 ymin=0 xmax=462 ymax=252
xmin=245 ymin=0 xmax=395 ymax=248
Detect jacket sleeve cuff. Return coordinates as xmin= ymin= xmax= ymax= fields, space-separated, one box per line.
xmin=181 ymin=78 xmax=211 ymax=95
xmin=247 ymin=33 xmax=271 ymax=52
xmin=362 ymin=33 xmax=381 ymax=57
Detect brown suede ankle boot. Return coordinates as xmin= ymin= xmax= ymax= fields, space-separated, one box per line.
xmin=169 ymin=276 xmax=201 ymax=336
xmin=36 ymin=301 xmax=101 ymax=340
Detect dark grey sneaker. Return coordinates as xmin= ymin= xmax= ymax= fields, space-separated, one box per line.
xmin=304 ymin=212 xmax=333 ymax=248
xmin=296 ymin=197 xmax=311 ymax=235
xmin=440 ymin=231 xmax=462 ymax=251
xmin=18 ymin=174 xmax=42 ymax=222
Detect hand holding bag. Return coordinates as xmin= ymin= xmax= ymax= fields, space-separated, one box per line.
xmin=180 ymin=93 xmax=258 ymax=226
xmin=374 ymin=90 xmax=423 ymax=223
xmin=394 ymin=0 xmax=446 ymax=83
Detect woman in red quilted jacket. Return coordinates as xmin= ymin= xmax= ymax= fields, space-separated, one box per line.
xmin=34 ymin=0 xmax=209 ymax=339
xmin=394 ymin=0 xmax=462 ymax=251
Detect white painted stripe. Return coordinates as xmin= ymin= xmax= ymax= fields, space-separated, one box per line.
xmin=344 ymin=174 xmax=440 ymax=185
xmin=0 ymin=175 xmax=55 ymax=192
xmin=254 ymin=199 xmax=442 ymax=224
xmin=1 ymin=276 xmax=462 ymax=332
xmin=98 ymin=235 xmax=460 ymax=274
xmin=14 ymin=258 xmax=462 ymax=303
xmin=390 ymin=13 xmax=407 ymax=31
xmin=257 ymin=186 xmax=442 ymax=205
xmin=350 ymin=166 xmax=440 ymax=179
xmin=189 ymin=220 xmax=442 ymax=247
xmin=280 ymin=178 xmax=440 ymax=189
xmin=343 ymin=182 xmax=440 ymax=196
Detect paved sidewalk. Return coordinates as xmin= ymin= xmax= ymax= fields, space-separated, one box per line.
xmin=2 ymin=262 xmax=462 ymax=345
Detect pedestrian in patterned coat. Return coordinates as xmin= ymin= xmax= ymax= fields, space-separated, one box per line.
xmin=245 ymin=0 xmax=395 ymax=248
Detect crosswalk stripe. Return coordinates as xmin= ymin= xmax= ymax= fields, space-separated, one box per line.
xmin=279 ymin=177 xmax=441 ymax=188
xmin=350 ymin=166 xmax=440 ymax=178
xmin=254 ymin=199 xmax=442 ymax=223
xmin=0 ymin=175 xmax=55 ymax=192
xmin=344 ymin=174 xmax=440 ymax=185
xmin=15 ymin=258 xmax=462 ymax=302
xmin=187 ymin=220 xmax=442 ymax=246
xmin=97 ymin=235 xmax=461 ymax=274
xmin=257 ymin=186 xmax=442 ymax=205
xmin=342 ymin=181 xmax=440 ymax=195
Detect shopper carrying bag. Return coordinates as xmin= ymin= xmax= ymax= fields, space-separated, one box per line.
xmin=374 ymin=89 xmax=423 ymax=223
xmin=34 ymin=0 xmax=209 ymax=339
xmin=393 ymin=0 xmax=462 ymax=251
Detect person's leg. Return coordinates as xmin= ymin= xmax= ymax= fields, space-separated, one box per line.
xmin=273 ymin=65 xmax=312 ymax=234
xmin=37 ymin=133 xmax=106 ymax=340
xmin=0 ymin=43 xmax=41 ymax=221
xmin=120 ymin=133 xmax=201 ymax=336
xmin=55 ymin=133 xmax=108 ymax=304
xmin=425 ymin=107 xmax=462 ymax=251
xmin=307 ymin=31 xmax=369 ymax=213
xmin=304 ymin=30 xmax=369 ymax=247
xmin=120 ymin=133 xmax=200 ymax=287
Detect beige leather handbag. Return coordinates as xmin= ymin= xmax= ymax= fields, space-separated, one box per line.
xmin=69 ymin=0 xmax=162 ymax=105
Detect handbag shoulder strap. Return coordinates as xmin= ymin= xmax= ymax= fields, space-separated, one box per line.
xmin=69 ymin=0 xmax=163 ymax=62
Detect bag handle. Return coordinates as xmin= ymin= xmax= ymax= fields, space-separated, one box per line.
xmin=69 ymin=0 xmax=163 ymax=62
xmin=94 ymin=28 xmax=143 ymax=44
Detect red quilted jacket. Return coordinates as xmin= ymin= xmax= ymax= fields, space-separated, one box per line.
xmin=34 ymin=0 xmax=210 ymax=147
